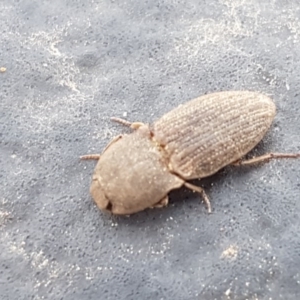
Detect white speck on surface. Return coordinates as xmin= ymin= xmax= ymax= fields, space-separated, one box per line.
xmin=225 ymin=288 xmax=231 ymax=296
xmin=221 ymin=245 xmax=239 ymax=260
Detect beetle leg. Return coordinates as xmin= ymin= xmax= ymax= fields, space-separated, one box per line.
xmin=184 ymin=182 xmax=212 ymax=213
xmin=151 ymin=196 xmax=169 ymax=208
xmin=111 ymin=117 xmax=145 ymax=130
xmin=80 ymin=154 xmax=101 ymax=160
xmin=232 ymin=152 xmax=300 ymax=166
xmin=80 ymin=135 xmax=122 ymax=160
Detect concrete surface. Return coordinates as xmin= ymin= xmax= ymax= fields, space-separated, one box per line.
xmin=1 ymin=0 xmax=300 ymax=299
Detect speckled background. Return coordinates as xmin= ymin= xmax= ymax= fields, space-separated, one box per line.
xmin=1 ymin=0 xmax=300 ymax=299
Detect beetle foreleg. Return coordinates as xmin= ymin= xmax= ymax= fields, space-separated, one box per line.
xmin=80 ymin=154 xmax=101 ymax=160
xmin=80 ymin=135 xmax=123 ymax=160
xmin=111 ymin=117 xmax=145 ymax=130
xmin=151 ymin=196 xmax=169 ymax=208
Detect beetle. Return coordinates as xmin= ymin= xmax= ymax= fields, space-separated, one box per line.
xmin=81 ymin=91 xmax=300 ymax=215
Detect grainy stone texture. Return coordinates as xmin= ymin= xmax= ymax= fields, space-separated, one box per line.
xmin=1 ymin=0 xmax=300 ymax=299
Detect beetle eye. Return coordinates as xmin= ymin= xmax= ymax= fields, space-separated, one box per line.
xmin=106 ymin=202 xmax=113 ymax=211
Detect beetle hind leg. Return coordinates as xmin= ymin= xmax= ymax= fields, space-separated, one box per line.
xmin=232 ymin=152 xmax=300 ymax=166
xmin=184 ymin=182 xmax=212 ymax=213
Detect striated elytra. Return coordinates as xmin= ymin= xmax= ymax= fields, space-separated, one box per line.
xmin=81 ymin=91 xmax=300 ymax=215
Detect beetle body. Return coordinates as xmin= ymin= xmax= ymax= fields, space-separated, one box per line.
xmin=83 ymin=91 xmax=281 ymax=215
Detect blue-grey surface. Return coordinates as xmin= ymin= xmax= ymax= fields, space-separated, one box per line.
xmin=1 ymin=0 xmax=300 ymax=299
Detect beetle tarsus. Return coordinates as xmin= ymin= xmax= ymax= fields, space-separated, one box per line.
xmin=111 ymin=117 xmax=144 ymax=130
xmin=184 ymin=182 xmax=212 ymax=213
xmin=232 ymin=152 xmax=300 ymax=166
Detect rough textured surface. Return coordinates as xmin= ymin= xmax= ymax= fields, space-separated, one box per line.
xmin=1 ymin=0 xmax=300 ymax=299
